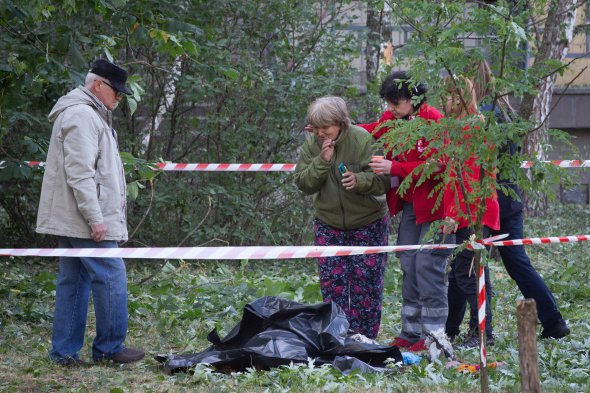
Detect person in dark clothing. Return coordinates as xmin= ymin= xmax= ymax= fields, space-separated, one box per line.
xmin=471 ymin=60 xmax=570 ymax=340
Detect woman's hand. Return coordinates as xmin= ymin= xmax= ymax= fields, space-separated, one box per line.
xmin=320 ymin=138 xmax=335 ymax=162
xmin=369 ymin=157 xmax=393 ymax=175
xmin=442 ymin=217 xmax=458 ymax=234
xmin=341 ymin=171 xmax=357 ymax=190
xmin=427 ymin=158 xmax=444 ymax=173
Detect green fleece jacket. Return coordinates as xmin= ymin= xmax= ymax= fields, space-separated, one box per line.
xmin=294 ymin=125 xmax=389 ymax=230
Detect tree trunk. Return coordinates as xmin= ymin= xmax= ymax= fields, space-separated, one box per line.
xmin=366 ymin=3 xmax=392 ymax=84
xmin=520 ymin=0 xmax=577 ymax=216
xmin=141 ymin=57 xmax=183 ymax=159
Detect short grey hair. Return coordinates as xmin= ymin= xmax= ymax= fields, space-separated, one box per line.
xmin=306 ymin=96 xmax=351 ymax=130
xmin=85 ymin=72 xmax=107 ymax=88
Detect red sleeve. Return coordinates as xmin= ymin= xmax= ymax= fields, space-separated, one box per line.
xmin=357 ymin=111 xmax=395 ymax=140
xmin=363 ymin=105 xmax=445 ymax=178
xmin=443 ymin=162 xmax=462 ymax=224
xmin=390 ymin=161 xmax=421 ymax=177
xmin=390 ymin=140 xmax=443 ymax=178
xmin=389 ymin=104 xmax=445 ymax=177
xmin=418 ymin=105 xmax=444 ymax=122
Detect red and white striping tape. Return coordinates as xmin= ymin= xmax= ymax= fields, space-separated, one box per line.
xmin=477 ymin=264 xmax=487 ymax=367
xmin=151 ymin=162 xmax=296 ymax=172
xmin=0 ymin=161 xmax=45 ymax=168
xmin=0 ymin=160 xmax=294 ymax=172
xmin=0 ymin=234 xmax=588 ymax=260
xmin=2 ymin=160 xmax=590 ymax=171
xmin=0 ymin=244 xmax=456 ymax=260
xmin=520 ymin=160 xmax=590 ymax=168
xmin=485 ymin=234 xmax=589 ymax=247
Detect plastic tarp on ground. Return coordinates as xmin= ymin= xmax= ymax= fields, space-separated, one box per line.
xmin=156 ymin=296 xmax=402 ymax=374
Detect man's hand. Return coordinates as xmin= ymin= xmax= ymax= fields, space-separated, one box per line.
xmin=341 ymin=171 xmax=357 ymax=190
xmin=91 ymin=223 xmax=107 ymax=242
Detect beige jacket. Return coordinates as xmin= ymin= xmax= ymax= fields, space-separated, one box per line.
xmin=36 ymin=86 xmax=128 ymax=241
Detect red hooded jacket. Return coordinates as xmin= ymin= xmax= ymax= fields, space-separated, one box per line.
xmin=445 ymin=125 xmax=500 ymax=231
xmin=358 ymin=104 xmax=455 ymax=224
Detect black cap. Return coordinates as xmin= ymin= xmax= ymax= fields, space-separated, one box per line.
xmin=89 ymin=59 xmax=132 ymax=95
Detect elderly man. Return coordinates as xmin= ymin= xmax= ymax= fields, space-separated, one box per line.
xmin=36 ymin=59 xmax=144 ymax=365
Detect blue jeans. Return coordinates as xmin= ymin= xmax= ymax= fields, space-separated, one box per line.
xmin=50 ymin=236 xmax=128 ymax=363
xmin=491 ymin=210 xmax=562 ymax=327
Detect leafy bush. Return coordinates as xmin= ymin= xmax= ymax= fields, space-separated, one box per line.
xmin=0 ymin=0 xmax=365 ymax=248
xmin=0 ymin=204 xmax=589 ymax=392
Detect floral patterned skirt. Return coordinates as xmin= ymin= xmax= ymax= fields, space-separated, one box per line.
xmin=313 ymin=216 xmax=389 ymax=339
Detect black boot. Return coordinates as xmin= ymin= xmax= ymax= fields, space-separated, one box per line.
xmin=540 ymin=318 xmax=570 ymax=339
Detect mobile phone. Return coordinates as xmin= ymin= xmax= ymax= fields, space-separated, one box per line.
xmin=338 ymin=163 xmax=347 ymax=175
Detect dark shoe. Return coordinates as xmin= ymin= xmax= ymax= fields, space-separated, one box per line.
xmin=459 ymin=334 xmax=494 ymax=349
xmin=541 ymin=319 xmax=570 ymax=339
xmin=56 ymin=357 xmax=90 ymax=367
xmin=446 ymin=329 xmax=459 ymax=344
xmin=94 ymin=347 xmax=145 ymax=364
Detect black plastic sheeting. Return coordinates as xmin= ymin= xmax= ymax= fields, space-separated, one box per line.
xmin=156 ymin=296 xmax=402 ymax=374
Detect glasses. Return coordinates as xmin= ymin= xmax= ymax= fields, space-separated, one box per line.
xmin=100 ymin=80 xmax=126 ymax=99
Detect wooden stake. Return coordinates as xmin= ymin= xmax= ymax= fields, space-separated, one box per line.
xmin=517 ymin=299 xmax=541 ymax=393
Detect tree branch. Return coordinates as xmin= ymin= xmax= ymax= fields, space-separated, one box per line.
xmin=122 ymin=180 xmax=156 ymax=245
xmin=525 ymin=64 xmax=588 ymax=135
xmin=537 ymin=52 xmax=590 ymax=80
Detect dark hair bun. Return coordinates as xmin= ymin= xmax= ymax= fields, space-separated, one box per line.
xmin=380 ymin=71 xmax=427 ymax=108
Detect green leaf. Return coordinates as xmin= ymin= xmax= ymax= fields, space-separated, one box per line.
xmin=127 ymin=180 xmax=139 ymax=201
xmin=182 ymin=40 xmax=200 ymax=58
xmin=67 ymin=38 xmax=86 ymax=69
xmin=221 ymin=67 xmax=240 ymax=80
xmin=127 ymin=97 xmax=138 ymax=116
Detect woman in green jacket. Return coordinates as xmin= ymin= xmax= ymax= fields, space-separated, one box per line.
xmin=294 ymin=96 xmax=390 ymax=339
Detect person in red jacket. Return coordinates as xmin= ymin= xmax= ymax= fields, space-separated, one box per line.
xmin=441 ymin=75 xmax=500 ymax=348
xmin=358 ymin=71 xmax=456 ymax=352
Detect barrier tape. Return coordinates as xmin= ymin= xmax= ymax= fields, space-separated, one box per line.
xmin=2 ymin=160 xmax=590 ymax=171
xmin=0 ymin=161 xmax=45 ymax=168
xmin=151 ymin=163 xmax=296 ymax=172
xmin=0 ymin=244 xmax=458 ymax=259
xmin=477 ymin=265 xmax=487 ymax=367
xmin=0 ymin=160 xmax=295 ymax=172
xmin=0 ymin=234 xmax=587 ymax=260
xmin=520 ymin=160 xmax=590 ymax=168
xmin=485 ymin=234 xmax=589 ymax=247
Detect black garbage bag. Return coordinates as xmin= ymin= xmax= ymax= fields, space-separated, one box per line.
xmin=331 ymin=355 xmax=390 ymax=374
xmin=155 ymin=296 xmax=402 ymax=374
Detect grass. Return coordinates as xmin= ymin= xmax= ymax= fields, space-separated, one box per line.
xmin=1 ymin=203 xmax=589 ymax=392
